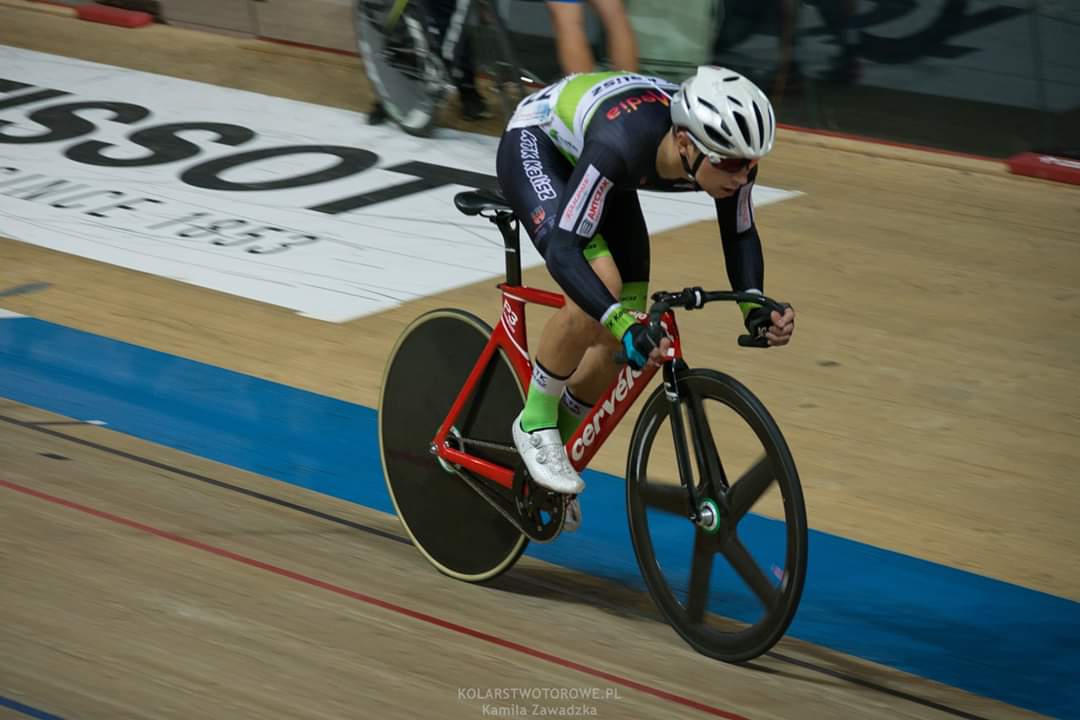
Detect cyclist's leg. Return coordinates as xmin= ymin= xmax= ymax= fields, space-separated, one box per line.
xmin=546 ymin=0 xmax=594 ymax=75
xmin=553 ymin=235 xmax=621 ymax=440
xmin=497 ymin=126 xmax=615 ymax=410
xmin=559 ymin=191 xmax=649 ymax=436
xmin=426 ymin=0 xmax=469 ymax=66
xmin=496 ymin=127 xmax=618 ymax=492
xmin=427 ymin=0 xmax=488 ymax=118
xmin=588 ymin=0 xmax=639 ymax=71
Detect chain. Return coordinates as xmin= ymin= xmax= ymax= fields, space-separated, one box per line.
xmin=450 ymin=466 xmax=564 ymax=544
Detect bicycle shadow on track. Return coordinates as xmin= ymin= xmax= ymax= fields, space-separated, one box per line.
xmin=489 ymin=561 xmax=808 ymax=673
xmin=489 ymin=565 xmax=857 ymax=687
xmin=484 ymin=564 xmax=991 ymax=717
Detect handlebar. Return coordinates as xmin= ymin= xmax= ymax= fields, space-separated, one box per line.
xmin=615 ymin=287 xmax=788 ymax=365
xmin=652 ymin=287 xmax=787 ymax=349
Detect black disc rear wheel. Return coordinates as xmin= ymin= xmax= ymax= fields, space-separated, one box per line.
xmin=379 ymin=309 xmax=527 ymax=581
xmin=627 ymin=368 xmax=807 ymax=662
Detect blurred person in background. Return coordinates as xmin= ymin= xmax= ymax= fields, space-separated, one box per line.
xmin=369 ymin=0 xmax=490 ymax=125
xmin=547 ymin=0 xmax=639 ymax=74
xmin=776 ymin=0 xmax=859 ymax=91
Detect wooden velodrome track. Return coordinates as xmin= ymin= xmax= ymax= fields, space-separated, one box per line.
xmin=1 ymin=4 xmax=1077 ymax=719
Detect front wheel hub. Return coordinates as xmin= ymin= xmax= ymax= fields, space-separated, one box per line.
xmin=696 ymin=498 xmax=721 ymax=534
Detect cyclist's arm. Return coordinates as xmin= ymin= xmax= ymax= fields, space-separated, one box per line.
xmin=715 ymin=169 xmax=765 ymax=296
xmin=540 ymin=143 xmax=629 ymax=326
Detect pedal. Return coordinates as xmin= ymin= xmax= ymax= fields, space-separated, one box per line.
xmin=512 ymin=466 xmax=565 ymax=542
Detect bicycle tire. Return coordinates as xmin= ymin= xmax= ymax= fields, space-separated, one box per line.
xmin=626 ymin=368 xmax=807 ymax=662
xmin=355 ymin=0 xmax=446 ymax=137
xmin=379 ymin=308 xmax=528 ymax=581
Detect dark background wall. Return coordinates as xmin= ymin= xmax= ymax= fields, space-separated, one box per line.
xmin=137 ymin=0 xmax=1077 ymax=159
xmin=504 ymin=0 xmax=1079 ymax=158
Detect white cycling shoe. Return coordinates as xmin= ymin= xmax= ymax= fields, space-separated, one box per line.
xmin=512 ymin=411 xmax=585 ymax=495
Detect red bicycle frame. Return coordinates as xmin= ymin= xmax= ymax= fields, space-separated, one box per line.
xmin=432 ymin=281 xmax=683 ymax=490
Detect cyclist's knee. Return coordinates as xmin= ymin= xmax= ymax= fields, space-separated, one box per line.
xmin=593 ymin=327 xmax=619 ymax=351
xmin=560 ymin=305 xmax=612 ymax=348
xmin=558 ymin=297 xmax=597 ymax=330
xmin=579 ymin=311 xmax=617 ymax=348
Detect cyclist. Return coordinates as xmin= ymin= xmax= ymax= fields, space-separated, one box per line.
xmin=496 ymin=66 xmax=796 ymax=528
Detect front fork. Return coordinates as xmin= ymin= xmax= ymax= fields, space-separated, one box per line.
xmin=662 ymin=359 xmax=725 ymax=534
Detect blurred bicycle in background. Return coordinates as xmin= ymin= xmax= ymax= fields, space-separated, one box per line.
xmin=354 ymin=0 xmax=540 ymax=135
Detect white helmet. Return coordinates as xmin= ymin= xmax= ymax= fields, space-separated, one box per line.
xmin=670 ymin=66 xmax=776 ymax=160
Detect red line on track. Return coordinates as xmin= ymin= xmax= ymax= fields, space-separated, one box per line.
xmin=257 ymin=36 xmax=360 ymax=58
xmin=1 ymin=478 xmax=748 ymax=720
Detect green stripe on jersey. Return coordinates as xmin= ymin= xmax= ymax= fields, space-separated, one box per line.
xmin=555 ymin=72 xmax=625 ymax=131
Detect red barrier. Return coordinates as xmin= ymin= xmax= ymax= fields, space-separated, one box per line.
xmin=1006 ymin=152 xmax=1080 ymax=186
xmin=75 ymin=3 xmax=154 ymax=28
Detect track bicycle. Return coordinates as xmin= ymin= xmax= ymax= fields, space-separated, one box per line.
xmin=354 ymin=0 xmax=538 ymax=136
xmin=378 ymin=189 xmax=808 ymax=662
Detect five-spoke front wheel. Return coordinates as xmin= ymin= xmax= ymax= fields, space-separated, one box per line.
xmin=626 ymin=368 xmax=808 ymax=662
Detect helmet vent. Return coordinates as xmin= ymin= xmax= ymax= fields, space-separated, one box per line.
xmin=697 ymin=97 xmax=721 ymax=115
xmin=723 ymin=75 xmax=740 ymax=82
xmin=752 ymin=103 xmax=765 ymax=145
xmin=734 ymin=112 xmax=753 ymax=148
xmin=728 ymin=95 xmax=743 ymax=107
xmin=703 ymin=125 xmax=733 ymax=149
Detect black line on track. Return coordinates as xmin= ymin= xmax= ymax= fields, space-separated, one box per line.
xmin=1 ymin=412 xmax=993 ymax=719
xmin=767 ymin=652 xmax=990 ymax=720
xmin=0 ymin=413 xmax=408 ymax=546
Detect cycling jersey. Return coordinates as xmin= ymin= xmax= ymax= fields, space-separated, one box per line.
xmin=496 ymin=71 xmax=765 ymax=324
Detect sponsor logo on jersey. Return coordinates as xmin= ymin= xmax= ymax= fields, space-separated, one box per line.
xmin=736 ymin=182 xmax=755 ymax=233
xmin=559 ymin=164 xmax=600 ymax=232
xmin=519 ymin=129 xmax=557 ymax=201
xmin=530 ymin=205 xmax=546 ymax=227
xmin=605 ymin=89 xmax=670 ymax=121
xmin=576 ymin=176 xmax=612 ymax=237
xmin=587 ymin=73 xmax=667 ymax=99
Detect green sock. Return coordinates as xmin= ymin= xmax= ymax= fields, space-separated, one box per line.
xmin=520 ymin=361 xmax=570 ymax=432
xmin=558 ymin=387 xmax=592 ymax=443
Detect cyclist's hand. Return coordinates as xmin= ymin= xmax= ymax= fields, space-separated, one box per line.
xmin=621 ymin=323 xmax=672 ymax=370
xmin=745 ymin=304 xmax=795 ymax=347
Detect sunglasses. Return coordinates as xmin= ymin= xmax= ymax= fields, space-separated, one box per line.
xmin=712 ymin=156 xmax=755 ymax=172
xmin=686 ymin=132 xmax=756 ymax=172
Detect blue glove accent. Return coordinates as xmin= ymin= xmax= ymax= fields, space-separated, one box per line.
xmin=621 ymin=324 xmax=654 ymax=371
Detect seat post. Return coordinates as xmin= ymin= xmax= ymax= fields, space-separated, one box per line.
xmin=495 ymin=213 xmax=521 ymax=287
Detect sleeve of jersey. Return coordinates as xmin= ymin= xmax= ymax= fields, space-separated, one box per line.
xmin=542 ymin=145 xmax=627 ymax=322
xmin=715 ymin=176 xmax=765 ymax=293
